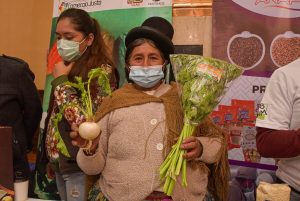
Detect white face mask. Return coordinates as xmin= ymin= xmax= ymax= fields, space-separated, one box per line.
xmin=129 ymin=65 xmax=164 ymax=88
xmin=57 ymin=38 xmax=86 ymax=62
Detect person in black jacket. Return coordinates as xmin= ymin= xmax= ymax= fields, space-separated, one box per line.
xmin=0 ymin=54 xmax=42 ymax=200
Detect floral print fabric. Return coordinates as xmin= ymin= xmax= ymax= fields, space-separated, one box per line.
xmin=45 ymin=65 xmax=114 ymax=164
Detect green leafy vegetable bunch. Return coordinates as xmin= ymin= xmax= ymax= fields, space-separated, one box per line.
xmin=160 ymin=54 xmax=243 ymax=195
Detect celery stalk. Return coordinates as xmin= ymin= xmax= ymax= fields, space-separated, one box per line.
xmin=159 ymin=54 xmax=243 ymax=196
xmin=182 ymin=158 xmax=187 ymax=187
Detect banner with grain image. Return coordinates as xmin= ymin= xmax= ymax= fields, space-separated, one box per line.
xmin=30 ymin=0 xmax=172 ymax=199
xmin=212 ymin=1 xmax=300 ymax=200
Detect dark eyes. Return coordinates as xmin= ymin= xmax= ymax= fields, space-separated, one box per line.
xmin=150 ymin=56 xmax=159 ymax=60
xmin=65 ymin=36 xmax=74 ymax=40
xmin=133 ymin=57 xmax=158 ymax=62
xmin=135 ymin=57 xmax=143 ymax=61
xmin=56 ymin=34 xmax=61 ymax=40
xmin=56 ymin=34 xmax=74 ymax=41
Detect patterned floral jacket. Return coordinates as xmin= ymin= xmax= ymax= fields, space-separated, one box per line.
xmin=45 ymin=64 xmax=115 ymax=173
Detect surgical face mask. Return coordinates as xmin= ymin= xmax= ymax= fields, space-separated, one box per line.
xmin=57 ymin=38 xmax=86 ymax=62
xmin=129 ymin=65 xmax=164 ymax=88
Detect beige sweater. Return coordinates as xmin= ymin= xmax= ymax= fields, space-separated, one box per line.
xmin=77 ymin=84 xmax=222 ymax=201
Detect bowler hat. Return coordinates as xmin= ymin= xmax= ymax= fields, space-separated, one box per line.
xmin=125 ymin=16 xmax=174 ymax=60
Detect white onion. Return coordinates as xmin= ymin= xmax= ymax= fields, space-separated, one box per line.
xmin=78 ymin=122 xmax=101 ymax=140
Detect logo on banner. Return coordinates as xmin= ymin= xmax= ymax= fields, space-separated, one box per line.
xmin=58 ymin=0 xmax=102 ymax=13
xmin=127 ymin=0 xmax=143 ymax=6
xmin=148 ymin=0 xmax=165 ymax=6
xmin=232 ymin=0 xmax=300 ymax=18
xmin=256 ymin=103 xmax=269 ymax=120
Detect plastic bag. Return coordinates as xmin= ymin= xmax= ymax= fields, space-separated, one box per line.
xmin=256 ymin=181 xmax=291 ymax=201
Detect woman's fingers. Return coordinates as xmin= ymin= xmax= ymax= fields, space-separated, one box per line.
xmin=71 ymin=123 xmax=79 ymax=132
xmin=184 ymin=149 xmax=199 ymax=160
xmin=71 ymin=136 xmax=88 ymax=148
xmin=180 ymin=136 xmax=198 ymax=149
xmin=70 ymin=131 xmax=78 ymax=139
xmin=181 ymin=137 xmax=202 ymax=160
xmin=70 ymin=123 xmax=87 ymax=148
xmin=52 ymin=61 xmax=74 ymax=78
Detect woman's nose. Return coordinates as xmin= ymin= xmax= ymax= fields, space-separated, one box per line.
xmin=142 ymin=58 xmax=150 ymax=66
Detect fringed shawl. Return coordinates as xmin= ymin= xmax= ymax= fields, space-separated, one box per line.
xmin=94 ymin=83 xmax=229 ymax=201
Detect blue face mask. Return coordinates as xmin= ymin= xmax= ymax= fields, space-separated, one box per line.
xmin=129 ymin=65 xmax=164 ymax=88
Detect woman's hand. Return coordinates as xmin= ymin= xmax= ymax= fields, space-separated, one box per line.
xmin=180 ymin=136 xmax=203 ymax=160
xmin=52 ymin=61 xmax=73 ymax=78
xmin=70 ymin=123 xmax=100 ymax=154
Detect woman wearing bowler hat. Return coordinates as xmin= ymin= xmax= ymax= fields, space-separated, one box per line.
xmin=71 ymin=16 xmax=229 ymax=201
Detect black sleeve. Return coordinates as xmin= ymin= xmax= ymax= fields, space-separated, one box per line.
xmin=19 ymin=63 xmax=42 ymax=150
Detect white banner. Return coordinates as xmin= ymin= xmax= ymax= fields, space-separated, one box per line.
xmin=53 ymin=0 xmax=172 ymax=17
